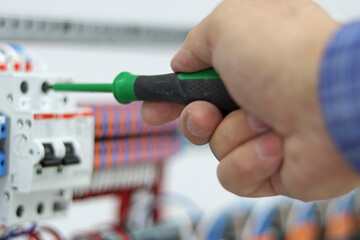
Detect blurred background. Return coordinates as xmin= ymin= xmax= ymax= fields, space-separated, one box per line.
xmin=0 ymin=0 xmax=360 ymax=239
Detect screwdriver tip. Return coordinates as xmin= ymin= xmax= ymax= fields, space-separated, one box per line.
xmin=41 ymin=82 xmax=52 ymax=93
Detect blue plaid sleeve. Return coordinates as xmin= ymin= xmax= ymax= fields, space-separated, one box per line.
xmin=320 ymin=21 xmax=360 ymax=173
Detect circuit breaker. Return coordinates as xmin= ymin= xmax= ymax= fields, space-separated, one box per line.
xmin=0 ymin=72 xmax=94 ymax=225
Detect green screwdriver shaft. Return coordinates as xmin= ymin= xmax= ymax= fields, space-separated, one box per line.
xmin=52 ymin=83 xmax=113 ymax=92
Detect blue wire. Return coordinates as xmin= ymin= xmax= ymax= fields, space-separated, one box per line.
xmin=207 ymin=213 xmax=232 ymax=240
xmin=253 ymin=205 xmax=278 ymax=234
xmin=1 ymin=223 xmax=37 ymax=240
xmin=296 ymin=202 xmax=317 ymax=223
xmin=9 ymin=43 xmax=25 ymax=54
xmin=335 ymin=192 xmax=356 ymax=213
xmin=205 ymin=200 xmax=252 ymax=239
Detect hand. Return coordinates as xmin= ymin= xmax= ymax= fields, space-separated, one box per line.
xmin=141 ymin=0 xmax=360 ymax=201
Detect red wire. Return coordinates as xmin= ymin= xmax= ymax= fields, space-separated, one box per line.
xmin=38 ymin=226 xmax=63 ymax=240
xmin=112 ymin=224 xmax=131 ymax=240
xmin=118 ymin=190 xmax=133 ymax=224
xmin=88 ymin=232 xmax=106 ymax=240
xmin=152 ymin=164 xmax=164 ymax=222
xmin=28 ymin=232 xmax=41 ymax=240
xmin=73 ymin=232 xmax=105 ymax=240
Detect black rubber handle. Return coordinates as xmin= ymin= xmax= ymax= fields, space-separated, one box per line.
xmin=133 ymin=73 xmax=239 ymax=115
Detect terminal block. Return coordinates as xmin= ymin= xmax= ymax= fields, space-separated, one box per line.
xmin=0 ymin=151 xmax=6 ymax=177
xmin=0 ymin=114 xmax=7 ymax=177
xmin=0 ymin=115 xmax=7 ymax=140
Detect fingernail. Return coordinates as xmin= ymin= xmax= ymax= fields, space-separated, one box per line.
xmin=247 ymin=113 xmax=269 ymax=132
xmin=186 ymin=114 xmax=211 ymax=139
xmin=255 ymin=134 xmax=282 ymax=159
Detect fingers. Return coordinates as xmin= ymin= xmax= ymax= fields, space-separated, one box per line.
xmin=170 ymin=40 xmax=211 ymax=73
xmin=171 ymin=16 xmax=213 ymax=73
xmin=180 ymin=101 xmax=223 ymax=145
xmin=141 ymin=102 xmax=184 ymax=126
xmin=141 ymin=100 xmax=223 ymax=146
xmin=217 ymin=132 xmax=283 ymax=197
xmin=210 ymin=111 xmax=269 ymax=160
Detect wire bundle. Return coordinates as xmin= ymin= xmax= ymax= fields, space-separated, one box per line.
xmin=93 ymin=135 xmax=179 ymax=170
xmin=72 ymin=222 xmax=186 ymax=240
xmin=74 ymin=102 xmax=180 ymax=199
xmin=73 ymin=165 xmax=158 ymax=198
xmin=196 ymin=190 xmax=360 ymax=240
xmin=78 ymin=102 xmax=179 ymax=140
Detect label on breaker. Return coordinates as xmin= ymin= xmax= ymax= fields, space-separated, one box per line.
xmin=19 ymin=97 xmax=31 ymax=110
xmin=33 ymin=111 xmax=93 ymax=120
xmin=40 ymin=97 xmax=53 ymax=109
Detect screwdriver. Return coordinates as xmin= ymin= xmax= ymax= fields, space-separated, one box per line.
xmin=49 ymin=68 xmax=239 ymax=114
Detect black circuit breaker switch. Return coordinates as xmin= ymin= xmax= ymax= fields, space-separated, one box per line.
xmin=62 ymin=143 xmax=80 ymax=165
xmin=40 ymin=143 xmax=62 ymax=167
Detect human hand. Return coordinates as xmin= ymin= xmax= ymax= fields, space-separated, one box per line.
xmin=141 ymin=0 xmax=360 ymax=201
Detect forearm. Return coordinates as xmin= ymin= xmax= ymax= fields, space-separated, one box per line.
xmin=320 ymin=20 xmax=360 ymax=172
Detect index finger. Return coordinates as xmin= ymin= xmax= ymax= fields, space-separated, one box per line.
xmin=171 ymin=15 xmax=214 ymax=73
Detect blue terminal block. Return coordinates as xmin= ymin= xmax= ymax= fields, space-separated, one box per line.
xmin=0 ymin=151 xmax=6 ymax=177
xmin=0 ymin=115 xmax=7 ymax=140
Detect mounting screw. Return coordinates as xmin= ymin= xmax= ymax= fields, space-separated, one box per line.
xmin=7 ymin=94 xmax=13 ymax=103
xmin=41 ymin=82 xmax=50 ymax=93
xmin=25 ymin=120 xmax=32 ymax=128
xmin=17 ymin=119 xmax=23 ymax=128
xmin=3 ymin=192 xmax=9 ymax=200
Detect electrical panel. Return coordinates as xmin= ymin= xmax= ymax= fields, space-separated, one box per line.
xmin=0 ymin=44 xmax=183 ymax=238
